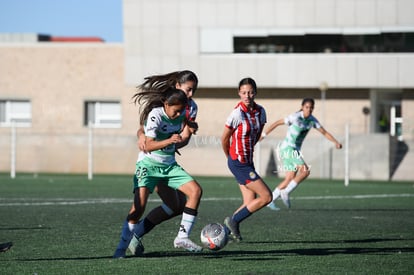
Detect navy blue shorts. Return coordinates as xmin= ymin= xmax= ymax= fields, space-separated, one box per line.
xmin=227 ymin=157 xmax=261 ymax=185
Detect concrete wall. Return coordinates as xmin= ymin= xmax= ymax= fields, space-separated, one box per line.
xmin=1 ymin=0 xmax=413 ymax=180
xmin=0 ymin=44 xmax=139 ymax=174
xmin=176 ymin=133 xmax=391 ymax=181
xmin=0 ymin=44 xmax=410 ymax=179
xmin=123 ymin=0 xmax=414 ymax=88
xmin=0 ymin=44 xmax=130 ymax=134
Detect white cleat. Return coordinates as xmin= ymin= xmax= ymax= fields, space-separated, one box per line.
xmin=174 ymin=237 xmax=203 ymax=252
xmin=128 ymin=234 xmax=145 ymax=256
xmin=266 ymin=201 xmax=280 ymax=211
xmin=280 ymin=190 xmax=291 ymax=208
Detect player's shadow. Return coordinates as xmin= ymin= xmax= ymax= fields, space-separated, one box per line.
xmin=13 ymin=237 xmax=414 ymax=261
xmin=142 ymin=246 xmax=414 ymax=258
xmin=16 ymin=256 xmax=113 ymax=262
xmin=144 ymin=237 xmax=414 ymax=258
xmin=292 ymin=208 xmax=414 ymax=212
xmin=248 ymin=237 xmax=413 ymax=245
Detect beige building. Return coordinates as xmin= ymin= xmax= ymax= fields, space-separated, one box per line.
xmin=1 ymin=0 xmax=414 ymax=181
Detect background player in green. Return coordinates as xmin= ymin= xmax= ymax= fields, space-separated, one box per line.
xmin=261 ymin=98 xmax=342 ymax=209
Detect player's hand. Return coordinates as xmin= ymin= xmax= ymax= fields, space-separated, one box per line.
xmin=170 ymin=134 xmax=183 ymax=144
xmin=187 ymin=121 xmax=198 ymax=135
xmin=138 ymin=137 xmax=146 ymax=152
xmin=336 ymin=142 xmax=342 ymax=149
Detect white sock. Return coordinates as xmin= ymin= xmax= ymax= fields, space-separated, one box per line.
xmin=116 ymin=221 xmax=137 ymax=250
xmin=272 ymin=188 xmax=281 ymax=201
xmin=177 ymin=213 xmax=196 ymax=239
xmin=284 ymin=180 xmax=298 ymax=194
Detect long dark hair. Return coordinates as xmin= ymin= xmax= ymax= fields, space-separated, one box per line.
xmin=132 ymin=70 xmax=197 ymax=124
xmin=133 ymin=87 xmax=188 ymax=125
xmin=135 ymin=70 xmax=198 ymax=96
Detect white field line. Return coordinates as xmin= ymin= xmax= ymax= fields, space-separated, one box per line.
xmin=0 ymin=194 xmax=413 ymax=206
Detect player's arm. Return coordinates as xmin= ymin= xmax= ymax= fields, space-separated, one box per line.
xmin=316 ymin=127 xmax=342 ymax=149
xmin=145 ymin=134 xmax=183 ymax=152
xmin=137 ymin=126 xmax=146 ymax=152
xmin=260 ymin=118 xmax=284 ymax=141
xmin=221 ymin=126 xmax=233 ymax=158
xmin=176 ymin=125 xmax=191 ymax=149
xmin=176 ymin=120 xmax=198 ymax=149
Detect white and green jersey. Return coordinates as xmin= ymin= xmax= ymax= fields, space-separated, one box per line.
xmin=143 ymin=106 xmax=185 ymax=165
xmin=280 ymin=111 xmax=321 ymax=150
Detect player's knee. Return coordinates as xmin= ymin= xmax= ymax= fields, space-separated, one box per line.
xmin=190 ymin=182 xmax=203 ymax=199
xmin=180 ymin=181 xmax=203 ymax=201
xmin=263 ymin=192 xmax=273 ymax=205
xmin=302 ymin=168 xmax=311 ymax=179
xmin=258 ymin=189 xmax=273 ymax=206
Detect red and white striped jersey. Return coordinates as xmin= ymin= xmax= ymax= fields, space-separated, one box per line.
xmin=186 ymin=99 xmax=198 ymax=121
xmin=225 ymin=102 xmax=266 ymax=163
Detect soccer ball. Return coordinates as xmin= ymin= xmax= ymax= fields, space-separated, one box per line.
xmin=200 ymin=223 xmax=228 ymax=251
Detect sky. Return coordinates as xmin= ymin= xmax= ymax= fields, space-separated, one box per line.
xmin=0 ymin=0 xmax=123 ymax=42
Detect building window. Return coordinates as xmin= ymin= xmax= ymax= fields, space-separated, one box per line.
xmin=84 ymin=101 xmax=121 ymax=128
xmin=0 ymin=100 xmax=32 ymax=127
xmin=234 ymin=32 xmax=414 ymax=54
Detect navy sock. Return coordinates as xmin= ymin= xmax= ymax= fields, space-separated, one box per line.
xmin=232 ymin=206 xmax=252 ymax=224
xmin=134 ymin=218 xmax=156 ymax=238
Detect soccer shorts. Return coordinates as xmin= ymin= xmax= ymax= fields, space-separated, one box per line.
xmin=227 ymin=157 xmax=261 ymax=185
xmin=133 ymin=157 xmax=194 ymax=193
xmin=277 ymin=146 xmax=305 ymax=172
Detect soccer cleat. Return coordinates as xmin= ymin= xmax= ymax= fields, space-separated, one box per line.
xmin=224 ymin=217 xmax=242 ymax=242
xmin=128 ymin=234 xmax=145 ymax=256
xmin=0 ymin=242 xmax=12 ymax=253
xmin=173 ymin=237 xmax=203 ymax=252
xmin=112 ymin=248 xmax=126 ymax=259
xmin=280 ymin=190 xmax=291 ymax=208
xmin=266 ymin=201 xmax=280 ymax=211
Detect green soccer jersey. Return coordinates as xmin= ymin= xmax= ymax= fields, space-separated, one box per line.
xmin=143 ymin=106 xmax=185 ymax=165
xmin=281 ymin=111 xmax=321 ymax=150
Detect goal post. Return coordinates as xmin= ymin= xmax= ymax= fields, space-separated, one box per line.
xmin=88 ymin=121 xmax=93 ymax=181
xmin=10 ymin=122 xmax=16 ymax=179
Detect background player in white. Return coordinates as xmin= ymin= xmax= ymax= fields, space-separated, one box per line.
xmin=261 ymin=98 xmax=342 ymax=210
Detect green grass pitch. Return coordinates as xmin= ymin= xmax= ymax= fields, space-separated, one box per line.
xmin=0 ymin=174 xmax=413 ymax=274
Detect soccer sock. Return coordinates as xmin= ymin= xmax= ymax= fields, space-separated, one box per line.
xmin=116 ymin=220 xmax=137 ymax=250
xmin=133 ymin=218 xmax=156 ymax=238
xmin=177 ymin=207 xmax=197 ymax=238
xmin=145 ymin=204 xmax=174 ymax=225
xmin=232 ymin=206 xmax=252 ymax=224
xmin=284 ymin=180 xmax=298 ymax=194
xmin=272 ymin=188 xmax=281 ymax=201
